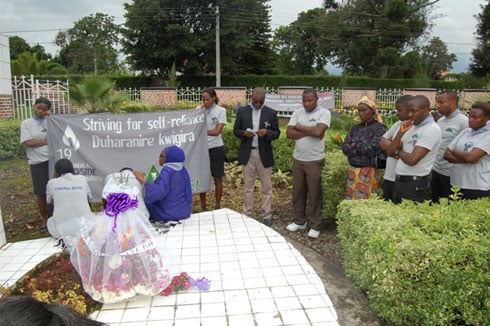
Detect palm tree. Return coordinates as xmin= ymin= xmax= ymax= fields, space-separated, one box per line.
xmin=69 ymin=76 xmax=127 ymax=113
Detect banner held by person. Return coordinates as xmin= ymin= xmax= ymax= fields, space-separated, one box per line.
xmin=47 ymin=109 xmax=211 ymax=201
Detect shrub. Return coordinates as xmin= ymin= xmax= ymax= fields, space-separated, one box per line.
xmin=119 ymin=102 xmax=159 ymax=113
xmin=271 ymin=136 xmax=294 ymax=173
xmin=221 ymin=124 xmax=294 ymax=173
xmin=337 ymin=198 xmax=490 ymax=326
xmin=321 ymin=149 xmax=349 ymax=219
xmin=222 ymin=127 xmax=240 ymax=162
xmin=0 ymin=118 xmax=24 ymax=159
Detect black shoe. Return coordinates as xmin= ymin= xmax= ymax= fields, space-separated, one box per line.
xmin=39 ymin=226 xmax=48 ymax=233
xmin=263 ymin=218 xmax=273 ymax=227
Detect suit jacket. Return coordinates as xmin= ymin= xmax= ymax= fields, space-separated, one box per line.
xmin=233 ymin=104 xmax=280 ymax=168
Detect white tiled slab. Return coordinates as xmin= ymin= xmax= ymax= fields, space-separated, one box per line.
xmin=0 ymin=237 xmax=61 ymax=287
xmin=0 ymin=208 xmax=339 ymax=325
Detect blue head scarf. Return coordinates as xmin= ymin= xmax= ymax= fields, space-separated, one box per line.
xmin=162 ymin=145 xmax=192 ymax=205
xmin=164 ymin=145 xmax=185 ymax=163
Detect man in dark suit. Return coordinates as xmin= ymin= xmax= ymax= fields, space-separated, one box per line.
xmin=233 ymin=87 xmax=280 ymax=226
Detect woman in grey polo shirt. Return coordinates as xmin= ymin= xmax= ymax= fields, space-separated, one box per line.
xmin=444 ymin=102 xmax=490 ymax=199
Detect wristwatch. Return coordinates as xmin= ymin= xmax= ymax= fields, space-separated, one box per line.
xmin=394 ymin=149 xmax=401 ymax=156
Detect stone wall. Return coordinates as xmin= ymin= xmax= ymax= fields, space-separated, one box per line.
xmin=460 ymin=89 xmax=490 ymax=110
xmin=342 ymin=87 xmax=377 ymax=108
xmin=403 ymin=88 xmax=437 ymax=109
xmin=0 ymin=95 xmax=13 ymax=118
xmin=140 ymin=87 xmax=177 ymax=108
xmin=215 ymin=87 xmax=247 ymax=107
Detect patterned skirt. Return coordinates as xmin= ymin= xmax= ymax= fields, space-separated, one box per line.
xmin=345 ymin=166 xmax=380 ymax=200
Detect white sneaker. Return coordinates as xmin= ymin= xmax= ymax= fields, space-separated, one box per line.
xmin=286 ymin=222 xmax=307 ymax=232
xmin=308 ymin=229 xmax=320 ymax=238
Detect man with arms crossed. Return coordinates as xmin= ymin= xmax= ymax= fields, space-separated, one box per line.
xmin=387 ymin=95 xmax=442 ymax=204
xmin=379 ymin=95 xmax=412 ymax=201
xmin=285 ymin=88 xmax=330 ymax=238
xmin=431 ymin=90 xmax=468 ymax=202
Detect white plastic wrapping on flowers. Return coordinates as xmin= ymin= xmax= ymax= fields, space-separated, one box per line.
xmin=68 ymin=184 xmax=171 ymax=304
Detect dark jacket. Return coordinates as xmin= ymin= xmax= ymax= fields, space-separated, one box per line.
xmin=233 ymin=105 xmax=280 ymax=168
xmin=342 ymin=120 xmax=387 ymax=168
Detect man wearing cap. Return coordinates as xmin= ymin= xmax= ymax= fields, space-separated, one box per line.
xmin=387 ymin=95 xmax=442 ymax=203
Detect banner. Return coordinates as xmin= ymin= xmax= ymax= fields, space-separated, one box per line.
xmin=47 ymin=109 xmax=211 ymax=201
xmin=264 ymin=92 xmax=335 ymax=114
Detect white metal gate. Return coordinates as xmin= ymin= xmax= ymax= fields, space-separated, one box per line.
xmin=11 ymin=75 xmax=73 ymax=120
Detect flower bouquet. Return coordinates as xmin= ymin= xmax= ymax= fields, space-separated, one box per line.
xmin=160 ymin=272 xmax=211 ymax=296
xmin=68 ymin=187 xmax=171 ymax=304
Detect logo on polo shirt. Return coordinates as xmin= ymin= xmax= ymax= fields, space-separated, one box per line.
xmin=463 ymin=141 xmax=474 ymax=152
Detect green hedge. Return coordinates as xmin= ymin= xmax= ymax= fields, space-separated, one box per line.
xmin=33 ymin=75 xmax=153 ymax=89
xmin=32 ymin=73 xmax=471 ymax=90
xmin=0 ymin=119 xmax=24 ymax=160
xmin=179 ymin=74 xmax=464 ymax=90
xmin=321 ymin=149 xmax=349 ymax=219
xmin=337 ymin=198 xmax=490 ymax=325
xmin=221 ymin=124 xmax=294 ymax=173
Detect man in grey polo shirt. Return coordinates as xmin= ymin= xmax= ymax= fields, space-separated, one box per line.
xmin=285 ymin=88 xmax=330 ymax=238
xmin=387 ymin=95 xmax=442 ymax=204
xmin=431 ymin=91 xmax=468 ymax=202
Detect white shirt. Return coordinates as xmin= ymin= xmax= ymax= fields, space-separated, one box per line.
xmin=433 ymin=110 xmax=468 ymax=176
xmin=20 ymin=117 xmax=49 ymax=165
xmin=396 ymin=116 xmax=441 ymax=176
xmin=46 ymin=173 xmax=93 ymax=238
xmin=288 ymin=106 xmax=331 ymax=161
xmin=197 ymin=104 xmax=227 ymax=149
xmin=382 ymin=120 xmax=402 ymax=182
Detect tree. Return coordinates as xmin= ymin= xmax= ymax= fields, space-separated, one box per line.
xmin=470 ymin=1 xmax=490 ymax=77
xmin=9 ymin=36 xmax=31 ymax=60
xmin=219 ymin=0 xmax=275 ymax=75
xmin=273 ymin=8 xmax=331 ymax=75
xmin=421 ymin=37 xmax=456 ymax=79
xmin=70 ymin=76 xmax=127 ymax=113
xmin=325 ymin=0 xmax=439 ymax=78
xmin=390 ymin=50 xmax=424 ymax=79
xmin=122 ymin=0 xmax=274 ymax=78
xmin=11 ymin=51 xmax=66 ymax=76
xmin=9 ymin=36 xmax=52 ymax=61
xmin=54 ymin=13 xmax=120 ymax=74
xmin=30 ymin=44 xmax=52 ymax=61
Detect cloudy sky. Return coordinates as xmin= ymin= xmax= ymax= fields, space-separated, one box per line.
xmin=0 ymin=0 xmax=485 ymax=74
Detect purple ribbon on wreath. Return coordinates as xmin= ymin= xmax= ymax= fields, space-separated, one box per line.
xmin=104 ymin=192 xmax=139 ymax=234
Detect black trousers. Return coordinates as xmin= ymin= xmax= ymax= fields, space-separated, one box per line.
xmin=382 ymin=180 xmax=395 ymax=201
xmin=431 ymin=170 xmax=451 ymax=202
xmin=393 ymin=177 xmax=430 ymax=204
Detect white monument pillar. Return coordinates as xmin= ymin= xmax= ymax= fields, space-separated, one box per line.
xmin=0 ymin=205 xmax=5 ymax=247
